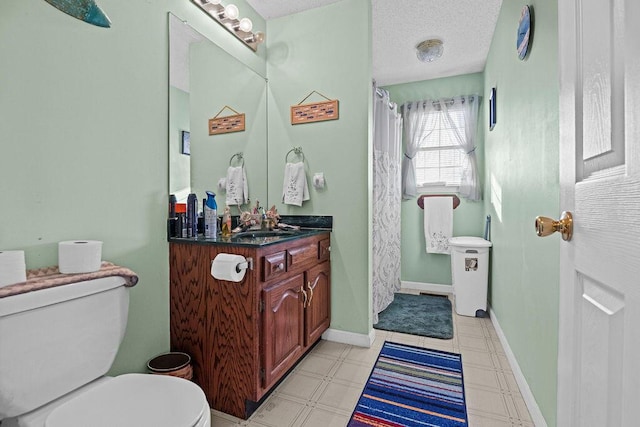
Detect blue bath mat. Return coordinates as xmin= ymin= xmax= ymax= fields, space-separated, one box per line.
xmin=374 ymin=293 xmax=453 ymax=339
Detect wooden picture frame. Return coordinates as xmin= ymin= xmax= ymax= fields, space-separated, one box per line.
xmin=290 ymin=99 xmax=339 ymax=125
xmin=209 ymin=113 xmax=245 ymax=135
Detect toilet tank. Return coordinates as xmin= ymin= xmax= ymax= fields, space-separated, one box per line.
xmin=0 ymin=276 xmax=130 ymax=420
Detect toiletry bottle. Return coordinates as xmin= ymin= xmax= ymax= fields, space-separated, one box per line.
xmin=168 ymin=194 xmax=177 ymax=237
xmin=169 ymin=194 xmax=177 ymax=218
xmin=175 ymin=203 xmax=187 ymax=238
xmin=187 ymin=193 xmax=198 ymax=238
xmin=221 ymin=205 xmax=232 ymax=237
xmin=204 ymin=191 xmax=218 ymax=239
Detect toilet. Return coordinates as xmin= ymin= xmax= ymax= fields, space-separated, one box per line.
xmin=0 ymin=276 xmax=210 ymax=427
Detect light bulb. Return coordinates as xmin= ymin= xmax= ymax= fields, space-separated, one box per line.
xmin=224 ymin=4 xmax=239 ymax=20
xmin=254 ymin=31 xmax=265 ymax=44
xmin=238 ymin=17 xmax=252 ymax=32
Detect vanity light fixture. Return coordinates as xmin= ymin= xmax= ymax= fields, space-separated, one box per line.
xmin=191 ymin=0 xmax=265 ymax=52
xmin=416 ymin=38 xmax=444 ymax=62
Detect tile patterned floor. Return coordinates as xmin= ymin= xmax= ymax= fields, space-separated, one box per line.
xmin=210 ymin=292 xmax=535 ymax=427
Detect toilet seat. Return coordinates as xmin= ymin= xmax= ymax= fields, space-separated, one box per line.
xmin=45 ymin=374 xmax=209 ymax=427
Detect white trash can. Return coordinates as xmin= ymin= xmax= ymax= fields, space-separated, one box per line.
xmin=449 ymin=236 xmax=492 ymax=317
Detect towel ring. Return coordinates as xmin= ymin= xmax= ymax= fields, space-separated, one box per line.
xmin=229 ymin=152 xmax=244 ymax=167
xmin=285 ymin=147 xmax=305 ymax=164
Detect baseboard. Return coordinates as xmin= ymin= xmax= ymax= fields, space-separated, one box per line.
xmin=322 ymin=327 xmax=375 ymax=348
xmin=401 ymin=280 xmax=453 ymax=295
xmin=488 ymin=306 xmax=548 ymax=427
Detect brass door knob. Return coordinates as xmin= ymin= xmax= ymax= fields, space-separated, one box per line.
xmin=535 ymin=211 xmax=573 ymax=241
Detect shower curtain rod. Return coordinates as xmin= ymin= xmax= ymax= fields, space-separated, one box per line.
xmin=375 ymin=87 xmax=397 ymax=110
xmin=401 ymin=94 xmax=479 ymax=112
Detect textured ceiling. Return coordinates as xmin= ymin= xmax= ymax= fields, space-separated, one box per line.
xmin=246 ymin=0 xmax=503 ymax=86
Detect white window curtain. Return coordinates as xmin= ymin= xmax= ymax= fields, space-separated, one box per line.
xmin=440 ymin=95 xmax=481 ymax=201
xmin=401 ymin=95 xmax=482 ymax=201
xmin=372 ymin=84 xmax=402 ymax=324
xmin=401 ymin=100 xmax=433 ymax=199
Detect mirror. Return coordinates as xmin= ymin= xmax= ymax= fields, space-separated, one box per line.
xmin=169 ymin=14 xmax=268 ymax=209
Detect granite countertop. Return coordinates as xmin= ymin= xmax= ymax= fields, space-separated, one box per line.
xmin=168 ymin=215 xmax=332 ymax=247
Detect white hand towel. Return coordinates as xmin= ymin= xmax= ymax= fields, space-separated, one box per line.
xmin=282 ymin=162 xmax=310 ymax=206
xmin=424 ymin=197 xmax=453 ymax=254
xmin=226 ymin=166 xmax=249 ymax=205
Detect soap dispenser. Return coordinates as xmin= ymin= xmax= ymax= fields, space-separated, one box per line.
xmin=204 ymin=191 xmax=218 ymax=239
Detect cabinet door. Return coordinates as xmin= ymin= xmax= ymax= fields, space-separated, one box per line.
xmin=262 ymin=273 xmax=305 ymax=389
xmin=304 ymin=261 xmax=331 ymax=346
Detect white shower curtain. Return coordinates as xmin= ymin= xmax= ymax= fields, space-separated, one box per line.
xmin=372 ymin=85 xmax=403 ymax=324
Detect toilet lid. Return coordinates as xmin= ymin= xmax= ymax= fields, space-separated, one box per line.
xmin=45 ymin=374 xmax=207 ymax=427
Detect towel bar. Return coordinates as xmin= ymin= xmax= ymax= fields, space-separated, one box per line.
xmin=418 ymin=194 xmax=460 ymax=210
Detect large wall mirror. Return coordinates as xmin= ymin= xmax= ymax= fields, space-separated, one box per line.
xmin=169 ymin=13 xmax=268 ymax=208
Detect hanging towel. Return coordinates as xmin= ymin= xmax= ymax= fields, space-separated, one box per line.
xmin=424 ymin=197 xmax=453 ymax=254
xmin=226 ymin=166 xmax=249 ymax=205
xmin=282 ymin=162 xmax=310 ymax=206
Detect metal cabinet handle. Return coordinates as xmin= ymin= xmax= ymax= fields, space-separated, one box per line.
xmin=535 ymin=211 xmax=573 ymax=241
xmin=300 ymin=285 xmax=308 ymax=308
xmin=306 ymin=281 xmax=314 ymax=306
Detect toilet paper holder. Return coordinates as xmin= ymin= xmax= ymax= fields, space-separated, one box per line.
xmin=235 ymin=257 xmax=254 ymax=273
xmin=211 ymin=257 xmax=254 ymax=273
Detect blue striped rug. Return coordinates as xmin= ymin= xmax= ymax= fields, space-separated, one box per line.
xmin=348 ymin=342 xmax=468 ymax=426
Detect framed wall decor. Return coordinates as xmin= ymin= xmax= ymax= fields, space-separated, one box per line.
xmin=489 ymin=88 xmax=497 ymax=131
xmin=181 ymin=130 xmax=190 ymax=155
xmin=517 ymin=5 xmax=533 ymax=60
xmin=290 ymin=90 xmax=339 ymax=125
xmin=208 ymin=106 xmax=245 ymax=135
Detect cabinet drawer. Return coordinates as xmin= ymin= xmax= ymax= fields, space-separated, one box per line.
xmin=287 ymin=243 xmax=318 ymax=271
xmin=318 ymin=238 xmax=330 ymax=261
xmin=263 ymin=251 xmax=286 ymax=282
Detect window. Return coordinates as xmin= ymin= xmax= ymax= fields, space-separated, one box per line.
xmin=414 ymin=106 xmax=466 ymax=188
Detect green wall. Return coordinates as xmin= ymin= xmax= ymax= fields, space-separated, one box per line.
xmin=0 ymin=0 xmax=265 ymax=375
xmin=483 ymin=1 xmax=560 ymax=425
xmin=266 ymin=0 xmax=372 ymax=334
xmin=0 ymin=0 xmax=372 ymax=378
xmin=385 ymin=73 xmax=485 ymax=285
xmin=189 ymin=40 xmax=268 ymax=207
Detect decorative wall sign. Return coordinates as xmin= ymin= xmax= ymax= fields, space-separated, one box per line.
xmin=290 ymin=91 xmax=339 ymax=125
xmin=44 ymin=0 xmax=111 ymax=28
xmin=208 ymin=106 xmax=246 ymax=135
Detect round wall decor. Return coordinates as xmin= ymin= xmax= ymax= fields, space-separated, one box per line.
xmin=517 ymin=5 xmax=532 ymax=60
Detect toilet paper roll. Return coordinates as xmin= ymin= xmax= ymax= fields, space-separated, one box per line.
xmin=58 ymin=240 xmax=103 ymax=274
xmin=0 ymin=250 xmax=27 ymax=288
xmin=211 ymin=253 xmax=247 ymax=282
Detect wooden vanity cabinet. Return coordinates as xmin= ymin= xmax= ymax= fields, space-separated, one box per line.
xmin=169 ymin=232 xmax=330 ymax=419
xmin=261 ymin=260 xmax=331 ymax=391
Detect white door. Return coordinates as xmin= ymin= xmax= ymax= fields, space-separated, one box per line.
xmin=557 ymin=0 xmax=640 ymax=425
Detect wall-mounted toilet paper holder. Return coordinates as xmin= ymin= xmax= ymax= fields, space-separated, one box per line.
xmin=236 ymin=257 xmax=253 ymax=273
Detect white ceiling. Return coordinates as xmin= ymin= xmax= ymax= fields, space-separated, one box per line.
xmin=246 ymin=0 xmax=503 ymax=86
